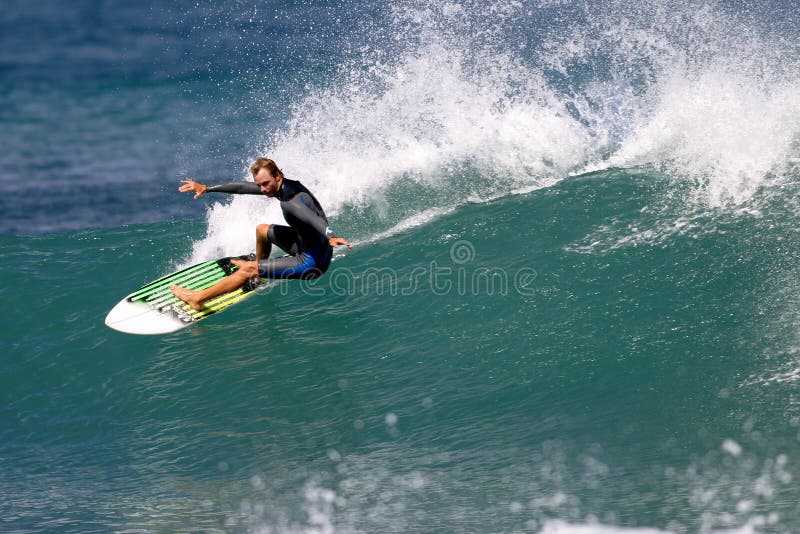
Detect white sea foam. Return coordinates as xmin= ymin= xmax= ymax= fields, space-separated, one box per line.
xmin=592 ymin=70 xmax=800 ymax=206
xmin=189 ymin=0 xmax=800 ymax=261
xmin=537 ymin=519 xmax=773 ymax=534
xmin=538 ymin=521 xmax=669 ymax=534
xmin=557 ymin=1 xmax=800 ymax=207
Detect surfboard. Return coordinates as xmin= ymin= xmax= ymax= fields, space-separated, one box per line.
xmin=105 ymin=255 xmax=258 ymax=335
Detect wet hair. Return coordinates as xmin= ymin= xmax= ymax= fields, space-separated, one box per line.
xmin=250 ymin=157 xmax=283 ymax=179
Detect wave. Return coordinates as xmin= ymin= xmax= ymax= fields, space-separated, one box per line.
xmin=184 ymin=0 xmax=800 ymax=263
xmin=5 ymin=175 xmax=800 ymax=532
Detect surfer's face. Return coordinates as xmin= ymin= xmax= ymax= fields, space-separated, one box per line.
xmin=254 ymin=168 xmax=281 ymax=197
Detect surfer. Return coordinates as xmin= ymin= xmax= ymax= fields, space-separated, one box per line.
xmin=170 ymin=157 xmax=351 ymax=310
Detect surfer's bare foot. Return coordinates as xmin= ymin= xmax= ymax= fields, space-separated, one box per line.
xmin=170 ymin=285 xmax=204 ymax=311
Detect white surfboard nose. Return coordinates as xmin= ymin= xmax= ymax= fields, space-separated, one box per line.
xmin=105 ymin=299 xmax=186 ymax=335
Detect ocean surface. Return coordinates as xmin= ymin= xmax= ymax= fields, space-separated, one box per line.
xmin=2 ymin=0 xmax=800 ymax=532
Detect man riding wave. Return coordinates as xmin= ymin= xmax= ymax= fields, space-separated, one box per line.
xmin=170 ymin=157 xmax=351 ymax=310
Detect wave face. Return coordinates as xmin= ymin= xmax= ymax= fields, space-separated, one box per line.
xmin=4 ymin=169 xmax=800 ymax=532
xmin=3 ymin=0 xmax=800 ymax=532
xmin=187 ymin=0 xmax=800 ymax=261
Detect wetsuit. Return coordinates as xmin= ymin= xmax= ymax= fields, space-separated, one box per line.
xmin=205 ymin=178 xmax=334 ymax=279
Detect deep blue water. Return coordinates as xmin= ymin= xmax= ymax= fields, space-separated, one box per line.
xmin=2 ymin=1 xmax=800 ymax=532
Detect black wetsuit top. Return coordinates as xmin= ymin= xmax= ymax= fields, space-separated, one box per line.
xmin=205 ymin=178 xmax=334 ymax=279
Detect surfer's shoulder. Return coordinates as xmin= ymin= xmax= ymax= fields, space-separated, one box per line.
xmin=278 ymin=178 xmax=307 ymax=200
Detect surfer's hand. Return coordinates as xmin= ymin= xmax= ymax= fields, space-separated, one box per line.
xmin=329 ymin=237 xmax=352 ymax=249
xmin=179 ymin=180 xmax=207 ymax=199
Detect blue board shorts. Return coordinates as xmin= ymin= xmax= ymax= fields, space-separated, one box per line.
xmin=257 ymin=224 xmax=333 ymax=280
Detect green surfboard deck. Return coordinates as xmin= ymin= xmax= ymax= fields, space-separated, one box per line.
xmin=121 ymin=255 xmax=257 ymax=327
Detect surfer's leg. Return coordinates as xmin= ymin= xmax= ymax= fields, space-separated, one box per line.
xmin=268 ymin=225 xmax=300 ymax=255
xmin=256 ymin=224 xmax=299 ymax=264
xmin=257 ymin=237 xmax=332 ymax=280
xmin=170 ymin=260 xmax=259 ymax=311
xmin=255 ymin=224 xmax=272 ymax=263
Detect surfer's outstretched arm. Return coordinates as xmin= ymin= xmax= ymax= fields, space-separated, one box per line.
xmin=179 ymin=179 xmax=262 ymax=199
xmin=170 ymin=259 xmax=258 ymax=311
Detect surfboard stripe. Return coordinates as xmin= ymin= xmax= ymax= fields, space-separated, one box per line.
xmin=178 ymin=285 xmax=250 ymax=317
xmin=172 ymin=284 xmax=255 ymax=321
xmin=151 ymin=264 xmax=224 ymax=290
xmin=130 ymin=272 xmax=222 ymax=303
xmin=129 ymin=257 xmax=240 ymax=304
xmin=156 ymin=287 xmax=244 ymax=320
xmin=126 ymin=259 xmax=220 ymax=299
xmin=141 ymin=268 xmax=230 ymax=305
xmin=193 ymin=289 xmax=250 ymax=318
xmin=146 ymin=267 xmax=244 ymax=310
xmin=128 ymin=262 xmax=228 ymax=302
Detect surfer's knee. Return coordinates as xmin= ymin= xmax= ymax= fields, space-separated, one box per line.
xmin=236 ymin=261 xmax=259 ymax=279
xmin=256 ymin=224 xmax=271 ymax=241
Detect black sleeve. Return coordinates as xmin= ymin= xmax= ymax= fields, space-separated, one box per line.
xmin=205 ymin=182 xmax=262 ymax=195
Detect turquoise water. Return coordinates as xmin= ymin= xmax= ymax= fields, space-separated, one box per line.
xmin=4 ymin=168 xmax=800 ymax=532
xmin=3 ymin=0 xmax=800 ymax=532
